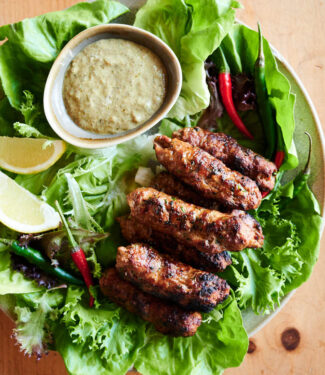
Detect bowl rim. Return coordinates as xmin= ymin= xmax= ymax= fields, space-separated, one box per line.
xmin=43 ymin=23 xmax=182 ymax=149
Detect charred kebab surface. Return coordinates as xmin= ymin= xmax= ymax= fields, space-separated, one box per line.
xmin=154 ymin=135 xmax=262 ymax=211
xmin=100 ymin=268 xmax=202 ymax=337
xmin=116 ymin=243 xmax=230 ymax=312
xmin=118 ymin=215 xmax=232 ymax=273
xmin=127 ymin=188 xmax=264 ymax=254
xmin=173 ymin=127 xmax=277 ymax=193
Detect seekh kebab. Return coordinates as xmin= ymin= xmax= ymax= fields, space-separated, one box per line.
xmin=118 ymin=216 xmax=232 ymax=273
xmin=151 ymin=171 xmax=219 ymax=209
xmin=116 ymin=243 xmax=230 ymax=312
xmin=127 ymin=188 xmax=264 ymax=254
xmin=154 ymin=135 xmax=262 ymax=211
xmin=100 ymin=268 xmax=202 ymax=337
xmin=173 ymin=127 xmax=277 ymax=193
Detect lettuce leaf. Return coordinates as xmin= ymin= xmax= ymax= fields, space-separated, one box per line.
xmin=135 ymin=0 xmax=240 ymax=119
xmin=1 ymin=222 xmax=40 ymax=295
xmin=278 ymin=175 xmax=322 ymax=293
xmin=43 ymin=135 xmax=155 ymax=228
xmin=0 ymin=97 xmax=20 ymax=136
xmin=13 ymin=290 xmax=65 ymax=356
xmin=224 ymin=174 xmax=322 ymax=314
xmin=9 ymin=284 xmax=247 ymax=375
xmin=135 ymin=294 xmax=248 ymax=375
xmin=0 ymin=251 xmax=42 ymax=294
xmin=0 ymin=222 xmax=42 ymax=294
xmin=160 ymin=23 xmax=298 ymax=170
xmin=61 ymin=287 xmax=147 ymax=374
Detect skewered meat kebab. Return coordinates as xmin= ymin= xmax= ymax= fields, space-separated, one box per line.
xmin=116 ymin=243 xmax=230 ymax=312
xmin=173 ymin=127 xmax=277 ymax=193
xmin=118 ymin=215 xmax=232 ymax=273
xmin=151 ymin=171 xmax=218 ymax=209
xmin=127 ymin=188 xmax=264 ymax=254
xmin=154 ymin=135 xmax=262 ymax=211
xmin=100 ymin=268 xmax=202 ymax=337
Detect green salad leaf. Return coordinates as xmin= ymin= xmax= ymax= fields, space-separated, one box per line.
xmin=135 ymin=294 xmax=248 ymax=375
xmin=0 ymin=97 xmax=19 ymax=136
xmin=13 ymin=290 xmax=65 ymax=356
xmin=60 ymin=287 xmax=147 ymax=375
xmin=0 ymin=224 xmax=42 ymax=294
xmin=224 ymin=174 xmax=322 ymax=314
xmin=0 ymin=251 xmax=42 ymax=294
xmin=135 ymin=0 xmax=240 ymax=119
xmin=43 ymin=134 xmax=155 ymax=229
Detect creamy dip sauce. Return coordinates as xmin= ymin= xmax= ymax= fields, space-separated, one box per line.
xmin=63 ymin=38 xmax=167 ymax=134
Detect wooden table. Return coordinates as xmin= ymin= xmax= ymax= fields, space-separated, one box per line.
xmin=1 ymin=1 xmax=325 ymax=374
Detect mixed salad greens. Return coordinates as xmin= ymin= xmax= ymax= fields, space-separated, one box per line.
xmin=0 ymin=0 xmax=322 ymax=374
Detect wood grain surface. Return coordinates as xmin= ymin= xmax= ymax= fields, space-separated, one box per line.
xmin=0 ymin=1 xmax=325 ymax=374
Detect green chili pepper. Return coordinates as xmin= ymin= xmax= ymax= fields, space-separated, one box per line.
xmin=254 ymin=23 xmax=277 ymax=160
xmin=293 ymin=132 xmax=312 ymax=197
xmin=1 ymin=239 xmax=83 ymax=286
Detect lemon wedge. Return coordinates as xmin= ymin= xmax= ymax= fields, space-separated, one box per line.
xmin=0 ymin=171 xmax=60 ymax=233
xmin=0 ymin=137 xmax=66 ymax=174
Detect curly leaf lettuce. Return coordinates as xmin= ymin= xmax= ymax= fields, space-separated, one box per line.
xmin=224 ymin=174 xmax=322 ymax=314
xmin=135 ymin=0 xmax=240 ymax=119
xmin=60 ymin=287 xmax=147 ymax=374
xmin=13 ymin=290 xmax=65 ymax=356
xmin=56 ymin=292 xmax=247 ymax=375
xmin=43 ymin=134 xmax=155 ymax=229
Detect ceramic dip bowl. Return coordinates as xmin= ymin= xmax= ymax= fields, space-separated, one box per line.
xmin=44 ymin=24 xmax=182 ymax=148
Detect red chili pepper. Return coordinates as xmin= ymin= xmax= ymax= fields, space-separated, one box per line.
xmin=274 ymin=125 xmax=285 ymax=169
xmin=55 ymin=201 xmax=94 ymax=307
xmin=216 ymin=49 xmax=254 ymax=140
xmin=274 ymin=151 xmax=285 ymax=169
xmin=219 ymin=72 xmax=254 ymax=140
xmin=261 ymin=191 xmax=269 ymax=198
xmin=71 ymin=249 xmax=94 ymax=307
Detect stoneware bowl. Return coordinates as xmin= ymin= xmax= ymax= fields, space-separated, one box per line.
xmin=43 ymin=24 xmax=182 ymax=148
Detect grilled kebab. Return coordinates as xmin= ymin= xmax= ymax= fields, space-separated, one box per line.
xmin=100 ymin=268 xmax=202 ymax=337
xmin=173 ymin=127 xmax=277 ymax=193
xmin=116 ymin=243 xmax=230 ymax=312
xmin=151 ymin=171 xmax=218 ymax=209
xmin=118 ymin=215 xmax=232 ymax=272
xmin=154 ymin=135 xmax=262 ymax=211
xmin=127 ymin=188 xmax=264 ymax=253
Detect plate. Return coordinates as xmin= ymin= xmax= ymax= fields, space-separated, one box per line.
xmin=0 ymin=0 xmax=323 ymax=345
xmin=113 ymin=0 xmax=325 ymax=337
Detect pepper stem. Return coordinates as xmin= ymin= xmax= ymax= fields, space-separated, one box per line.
xmin=55 ymin=201 xmax=78 ymax=249
xmin=303 ymin=132 xmax=312 ymax=175
xmin=214 ymin=47 xmax=230 ymax=74
xmin=0 ymin=238 xmax=13 ymax=246
xmin=257 ymin=22 xmax=264 ymax=61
